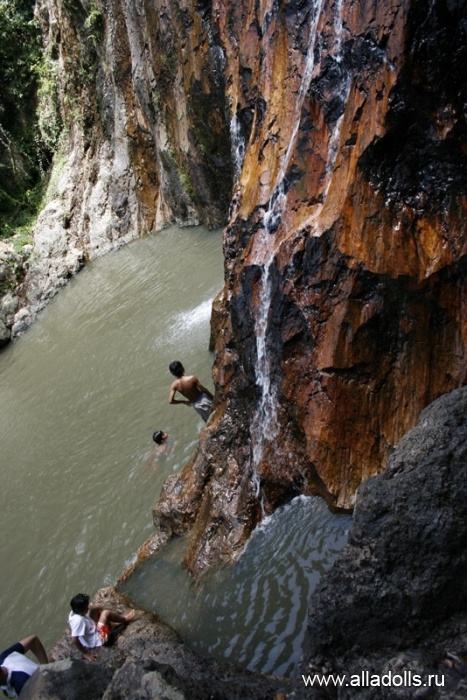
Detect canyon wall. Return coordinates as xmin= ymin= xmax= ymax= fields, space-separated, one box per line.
xmin=144 ymin=0 xmax=467 ymax=575
xmin=11 ymin=0 xmax=232 ymax=332
xmin=23 ymin=1 xmax=467 ymax=573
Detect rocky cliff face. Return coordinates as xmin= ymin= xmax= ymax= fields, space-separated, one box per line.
xmin=17 ymin=1 xmax=467 ymax=572
xmin=299 ymin=386 xmax=467 ymax=699
xmin=137 ymin=0 xmax=467 ymax=575
xmin=9 ymin=0 xmax=233 ymax=334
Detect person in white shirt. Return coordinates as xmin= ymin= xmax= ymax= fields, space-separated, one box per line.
xmin=68 ymin=593 xmax=135 ymax=660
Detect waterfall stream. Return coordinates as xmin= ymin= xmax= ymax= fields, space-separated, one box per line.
xmin=230 ymin=114 xmax=246 ymax=183
xmin=250 ymin=0 xmax=325 ymax=480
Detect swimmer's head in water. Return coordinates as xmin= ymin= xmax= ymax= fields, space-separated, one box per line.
xmin=153 ymin=431 xmax=167 ymax=445
xmin=169 ymin=360 xmax=184 ymax=377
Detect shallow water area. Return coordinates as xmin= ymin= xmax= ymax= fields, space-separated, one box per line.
xmin=120 ymin=495 xmax=351 ymax=676
xmin=0 ymin=225 xmax=223 ymax=651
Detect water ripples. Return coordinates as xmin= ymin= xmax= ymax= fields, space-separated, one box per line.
xmin=121 ymin=495 xmax=351 ymax=677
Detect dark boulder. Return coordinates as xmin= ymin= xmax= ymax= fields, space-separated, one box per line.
xmin=300 ymin=386 xmax=467 ymax=698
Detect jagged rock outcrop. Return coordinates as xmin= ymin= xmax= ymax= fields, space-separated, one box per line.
xmin=299 ymin=386 xmax=467 ymax=699
xmin=135 ymin=0 xmax=467 ymax=575
xmin=22 ymin=587 xmax=314 ymax=699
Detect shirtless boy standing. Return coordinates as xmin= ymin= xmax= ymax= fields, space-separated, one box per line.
xmin=168 ymin=360 xmax=214 ymax=422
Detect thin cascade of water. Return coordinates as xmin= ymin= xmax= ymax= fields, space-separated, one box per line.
xmin=250 ymin=258 xmax=278 ymax=484
xmin=320 ymin=74 xmax=351 ymax=201
xmin=230 ymin=114 xmax=246 ymax=182
xmin=250 ymin=0 xmax=325 ymax=491
xmin=333 ymin=0 xmax=345 ymax=59
xmin=279 ymin=0 xmax=326 ymax=185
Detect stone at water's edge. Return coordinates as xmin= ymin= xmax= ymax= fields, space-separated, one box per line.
xmin=0 ymin=243 xmax=23 ymax=346
xmin=22 ymin=587 xmax=314 ymax=699
xmin=299 ymin=386 xmax=467 ymax=699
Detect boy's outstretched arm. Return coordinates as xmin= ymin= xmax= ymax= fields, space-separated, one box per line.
xmin=19 ymin=635 xmax=48 ymax=664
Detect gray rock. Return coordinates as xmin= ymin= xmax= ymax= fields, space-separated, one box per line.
xmin=25 ymin=587 xmax=314 ymax=700
xmin=21 ymin=658 xmax=116 ymax=700
xmin=0 ymin=318 xmax=10 ymax=346
xmin=12 ymin=307 xmax=34 ymax=337
xmin=301 ymin=386 xmax=467 ymax=698
xmin=0 ymin=292 xmax=19 ymax=322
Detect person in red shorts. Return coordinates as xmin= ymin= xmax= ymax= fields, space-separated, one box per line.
xmin=68 ymin=593 xmax=135 ymax=660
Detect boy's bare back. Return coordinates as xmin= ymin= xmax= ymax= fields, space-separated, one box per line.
xmin=168 ymin=361 xmax=214 ymax=415
xmin=171 ymin=375 xmax=205 ymax=403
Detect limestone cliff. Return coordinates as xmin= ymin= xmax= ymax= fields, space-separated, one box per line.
xmin=10 ymin=0 xmax=233 ymax=333
xmin=15 ymin=0 xmax=467 ymax=572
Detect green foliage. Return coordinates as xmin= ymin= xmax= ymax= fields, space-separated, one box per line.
xmin=84 ymin=2 xmax=104 ymax=48
xmin=37 ymin=54 xmax=62 ymax=152
xmin=0 ymin=0 xmax=42 ymax=144
xmin=0 ymin=0 xmax=59 ymax=245
xmin=0 ymin=177 xmax=45 ymax=250
xmin=56 ymin=0 xmax=104 ymax=130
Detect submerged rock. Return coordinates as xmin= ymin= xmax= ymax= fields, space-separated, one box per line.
xmin=300 ymin=386 xmax=467 ymax=698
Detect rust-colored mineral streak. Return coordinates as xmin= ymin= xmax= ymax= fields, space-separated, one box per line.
xmin=142 ymin=0 xmax=467 ymax=576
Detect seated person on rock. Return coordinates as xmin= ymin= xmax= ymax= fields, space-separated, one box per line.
xmin=68 ymin=593 xmax=135 ymax=660
xmin=0 ymin=634 xmax=48 ymax=698
xmin=168 ymin=360 xmax=214 ymax=422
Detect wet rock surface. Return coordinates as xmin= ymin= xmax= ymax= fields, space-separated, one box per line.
xmin=300 ymin=386 xmax=467 ymax=698
xmin=132 ymin=0 xmax=467 ymax=576
xmin=22 ymin=587 xmax=316 ymax=700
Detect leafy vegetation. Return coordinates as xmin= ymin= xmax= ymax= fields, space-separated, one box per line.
xmin=0 ymin=0 xmax=50 ymax=243
xmin=84 ymin=1 xmax=104 ymax=48
xmin=0 ymin=0 xmax=105 ymax=247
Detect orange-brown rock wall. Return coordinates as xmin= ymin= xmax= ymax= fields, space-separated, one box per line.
xmin=140 ymin=0 xmax=467 ymax=575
